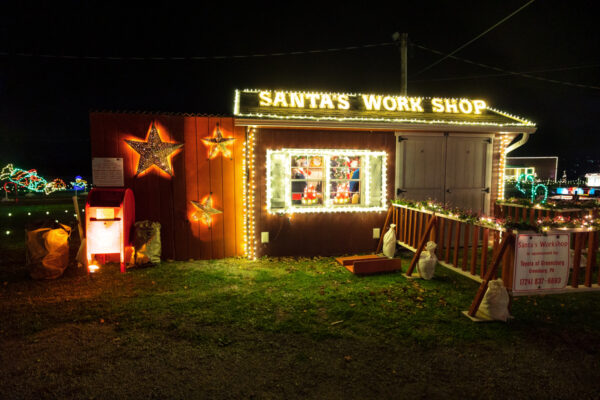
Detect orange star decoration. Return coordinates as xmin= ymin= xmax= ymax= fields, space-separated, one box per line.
xmin=125 ymin=122 xmax=183 ymax=177
xmin=201 ymin=124 xmax=235 ymax=159
xmin=190 ymin=194 xmax=222 ymax=226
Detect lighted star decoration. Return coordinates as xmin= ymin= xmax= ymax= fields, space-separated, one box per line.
xmin=201 ymin=124 xmax=236 ymax=159
xmin=125 ymin=122 xmax=183 ymax=177
xmin=190 ymin=194 xmax=222 ymax=226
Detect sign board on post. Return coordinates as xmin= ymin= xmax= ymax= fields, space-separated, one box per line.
xmin=92 ymin=158 xmax=124 ymax=187
xmin=513 ymin=233 xmax=570 ymax=293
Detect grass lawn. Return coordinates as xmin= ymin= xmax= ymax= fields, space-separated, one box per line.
xmin=1 ymin=201 xmax=600 ymax=399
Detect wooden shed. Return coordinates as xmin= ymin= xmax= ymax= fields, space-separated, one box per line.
xmin=89 ymin=89 xmax=536 ymax=260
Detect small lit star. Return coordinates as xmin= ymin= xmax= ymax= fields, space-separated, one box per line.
xmin=201 ymin=124 xmax=235 ymax=159
xmin=190 ymin=195 xmax=222 ymax=226
xmin=125 ymin=122 xmax=183 ymax=177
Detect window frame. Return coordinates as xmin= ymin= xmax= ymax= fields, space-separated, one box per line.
xmin=266 ymin=148 xmax=387 ymax=214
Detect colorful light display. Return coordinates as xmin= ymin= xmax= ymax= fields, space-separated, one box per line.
xmin=125 ymin=122 xmax=183 ymax=177
xmin=71 ymin=176 xmax=88 ymax=192
xmin=516 ymin=173 xmax=548 ymax=204
xmin=0 ymin=164 xmax=67 ymax=195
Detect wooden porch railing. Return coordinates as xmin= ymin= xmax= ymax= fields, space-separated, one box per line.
xmin=495 ymin=201 xmax=598 ymax=222
xmin=378 ymin=203 xmax=600 ymax=318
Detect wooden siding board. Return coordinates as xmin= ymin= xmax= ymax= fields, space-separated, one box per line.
xmin=220 ymin=117 xmax=237 ymax=257
xmin=208 ymin=118 xmax=225 ymax=259
xmin=233 ymin=125 xmax=246 ymax=256
xmin=196 ymin=117 xmax=213 ymax=259
xmin=184 ymin=116 xmax=201 ymax=260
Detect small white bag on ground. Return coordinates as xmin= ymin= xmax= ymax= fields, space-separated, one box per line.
xmin=476 ymin=278 xmax=510 ymax=322
xmin=382 ymin=224 xmax=396 ymax=258
xmin=417 ymin=241 xmax=437 ymax=280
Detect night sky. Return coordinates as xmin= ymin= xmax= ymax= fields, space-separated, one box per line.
xmin=1 ymin=1 xmax=598 ymax=180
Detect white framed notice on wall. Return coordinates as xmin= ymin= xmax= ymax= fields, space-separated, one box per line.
xmin=92 ymin=157 xmax=124 ymax=187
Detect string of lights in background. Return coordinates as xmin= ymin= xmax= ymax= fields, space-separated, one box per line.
xmin=1 ymin=206 xmax=85 ymax=236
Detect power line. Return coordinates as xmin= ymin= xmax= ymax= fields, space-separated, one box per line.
xmin=412 ymin=0 xmax=536 ymax=77
xmin=410 ymin=64 xmax=600 ymax=83
xmin=412 ymin=43 xmax=600 ymax=90
xmin=0 ymin=41 xmax=396 ymax=61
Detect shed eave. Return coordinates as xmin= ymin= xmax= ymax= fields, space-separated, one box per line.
xmin=233 ymin=118 xmax=537 ymax=134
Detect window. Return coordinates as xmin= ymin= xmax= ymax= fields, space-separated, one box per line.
xmin=267 ymin=148 xmax=387 ymax=213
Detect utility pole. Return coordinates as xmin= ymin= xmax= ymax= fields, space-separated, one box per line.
xmin=392 ymin=32 xmax=409 ymax=95
xmin=400 ymin=33 xmax=408 ymax=95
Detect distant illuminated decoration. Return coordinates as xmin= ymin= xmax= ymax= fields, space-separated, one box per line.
xmin=516 ymin=173 xmax=548 ymax=204
xmin=201 ymin=123 xmax=236 ymax=159
xmin=0 ymin=163 xmax=66 ymax=195
xmin=125 ymin=122 xmax=183 ymax=177
xmin=190 ymin=194 xmax=222 ymax=226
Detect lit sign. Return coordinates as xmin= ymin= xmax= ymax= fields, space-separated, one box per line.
xmin=234 ymin=89 xmax=536 ymax=128
xmin=256 ymin=90 xmax=486 ymax=114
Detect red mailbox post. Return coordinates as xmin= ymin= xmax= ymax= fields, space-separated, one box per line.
xmin=85 ymin=188 xmax=135 ymax=273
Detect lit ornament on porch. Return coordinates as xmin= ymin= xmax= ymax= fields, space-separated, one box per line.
xmin=301 ymin=184 xmax=318 ymax=205
xmin=125 ymin=122 xmax=183 ymax=177
xmin=201 ymin=123 xmax=236 ymax=159
xmin=190 ymin=194 xmax=222 ymax=226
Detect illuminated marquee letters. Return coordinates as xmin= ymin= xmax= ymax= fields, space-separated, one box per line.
xmin=258 ymin=91 xmax=486 ymax=115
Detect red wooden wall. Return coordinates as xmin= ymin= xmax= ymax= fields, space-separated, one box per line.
xmin=89 ymin=112 xmax=245 ymax=260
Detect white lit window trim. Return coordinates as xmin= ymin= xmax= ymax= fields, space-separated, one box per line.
xmin=266 ymin=148 xmax=387 ymax=214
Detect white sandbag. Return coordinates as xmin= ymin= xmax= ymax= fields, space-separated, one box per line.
xmin=417 ymin=241 xmax=437 ymax=280
xmin=477 ymin=278 xmax=510 ymax=322
xmin=382 ymin=224 xmax=396 ymax=258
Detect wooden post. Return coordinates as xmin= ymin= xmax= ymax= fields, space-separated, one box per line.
xmin=452 ymin=222 xmax=461 ymax=267
xmin=470 ymin=225 xmax=479 ymax=275
xmin=480 ymin=228 xmax=489 ymax=277
xmin=462 ymin=224 xmax=470 ymax=271
xmin=406 ymin=215 xmax=437 ymax=276
xmin=468 ymin=233 xmax=515 ymax=317
xmin=585 ymin=231 xmax=595 ymax=287
xmin=445 ymin=220 xmax=453 ymax=263
xmin=376 ymin=205 xmax=394 ymax=253
xmin=571 ymin=233 xmax=583 ymax=288
xmin=437 ymin=217 xmax=445 ymax=259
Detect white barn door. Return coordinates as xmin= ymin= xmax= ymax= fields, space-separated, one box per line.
xmin=396 ymin=133 xmax=492 ymax=214
xmin=395 ymin=134 xmax=446 ymax=204
xmin=445 ymin=135 xmax=492 ymax=214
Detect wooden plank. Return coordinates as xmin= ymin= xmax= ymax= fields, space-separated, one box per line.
xmin=452 ymin=222 xmax=461 ymax=267
xmin=394 ymin=207 xmax=399 ymax=238
xmin=376 ymin=206 xmax=393 ymax=253
xmin=406 ymin=216 xmax=436 ymax=276
xmin=470 ymin=225 xmax=479 ymax=275
xmin=529 ymin=208 xmax=535 ymax=225
xmin=168 ymin=115 xmax=189 ymax=261
xmin=462 ymin=224 xmax=470 ymax=271
xmin=407 ymin=209 xmax=413 ymax=247
xmin=418 ymin=212 xmax=424 ymax=248
xmin=233 ymin=125 xmax=246 ymax=256
xmin=437 ymin=217 xmax=445 ymax=259
xmin=481 ymin=228 xmax=489 ymax=277
xmin=220 ymin=118 xmax=237 ymax=258
xmin=336 ymin=254 xmax=384 ymax=266
xmin=346 ymin=258 xmax=402 ymax=275
xmin=468 ymin=234 xmax=515 ymax=316
xmin=585 ymin=232 xmax=595 ymax=287
xmin=445 ymin=220 xmax=453 ymax=263
xmin=571 ymin=233 xmax=583 ymax=288
xmin=401 ymin=207 xmax=407 ymax=244
xmin=185 ymin=116 xmax=201 ymax=260
xmin=209 ymin=118 xmax=225 ymax=259
xmin=196 ymin=117 xmax=213 ymax=259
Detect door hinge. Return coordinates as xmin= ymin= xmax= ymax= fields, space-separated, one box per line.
xmin=396 ymin=188 xmax=407 ymax=196
xmin=397 ymin=136 xmax=406 ymax=142
xmin=484 ymin=138 xmax=492 ymax=144
xmin=482 ymin=187 xmax=490 ymax=193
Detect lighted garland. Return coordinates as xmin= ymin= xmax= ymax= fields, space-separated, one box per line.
xmin=498 ymin=198 xmax=600 ymax=210
xmin=392 ymin=198 xmax=600 ymax=233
